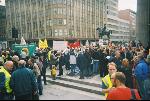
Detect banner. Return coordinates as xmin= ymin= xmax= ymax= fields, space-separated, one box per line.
xmin=53 ymin=41 xmax=68 ymax=51
xmin=68 ymin=41 xmax=80 ymax=48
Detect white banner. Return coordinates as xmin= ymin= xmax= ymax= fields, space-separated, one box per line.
xmin=53 ymin=41 xmax=68 ymax=51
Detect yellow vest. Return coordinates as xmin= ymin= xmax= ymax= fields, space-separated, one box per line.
xmin=102 ymin=74 xmax=112 ymax=97
xmin=48 ymin=51 xmax=51 ymax=61
xmin=0 ymin=66 xmax=12 ymax=94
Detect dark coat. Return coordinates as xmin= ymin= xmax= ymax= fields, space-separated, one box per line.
xmin=10 ymin=67 xmax=38 ymax=97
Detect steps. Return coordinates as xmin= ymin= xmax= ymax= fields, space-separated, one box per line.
xmin=46 ymin=75 xmax=104 ymax=96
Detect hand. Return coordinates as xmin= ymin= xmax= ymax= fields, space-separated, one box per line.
xmin=109 ymin=87 xmax=115 ymax=91
xmin=33 ymin=91 xmax=37 ymax=95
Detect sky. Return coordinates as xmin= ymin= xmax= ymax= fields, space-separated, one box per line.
xmin=119 ymin=0 xmax=137 ymax=12
xmin=0 ymin=0 xmax=5 ymax=6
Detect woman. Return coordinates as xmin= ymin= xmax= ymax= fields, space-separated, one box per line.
xmin=121 ymin=58 xmax=133 ymax=88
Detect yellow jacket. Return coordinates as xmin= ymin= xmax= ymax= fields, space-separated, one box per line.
xmin=0 ymin=66 xmax=12 ymax=94
xmin=102 ymin=74 xmax=112 ymax=97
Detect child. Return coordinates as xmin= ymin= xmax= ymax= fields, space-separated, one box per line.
xmin=51 ymin=65 xmax=57 ymax=80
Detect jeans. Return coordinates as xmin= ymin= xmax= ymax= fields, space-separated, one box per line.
xmin=136 ymin=77 xmax=145 ymax=99
xmin=37 ymin=75 xmax=43 ymax=95
xmin=70 ymin=64 xmax=76 ymax=75
xmin=93 ymin=60 xmax=99 ymax=74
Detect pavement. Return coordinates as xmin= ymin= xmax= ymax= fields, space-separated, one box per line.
xmin=39 ymin=84 xmax=105 ymax=100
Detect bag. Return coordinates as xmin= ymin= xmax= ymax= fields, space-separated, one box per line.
xmin=130 ymin=89 xmax=137 ymax=100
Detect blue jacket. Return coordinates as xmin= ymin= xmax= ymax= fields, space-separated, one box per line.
xmin=135 ymin=59 xmax=149 ymax=80
xmin=10 ymin=66 xmax=38 ymax=96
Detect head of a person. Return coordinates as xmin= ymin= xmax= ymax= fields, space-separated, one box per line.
xmin=137 ymin=52 xmax=144 ymax=62
xmin=4 ymin=61 xmax=14 ymax=71
xmin=18 ymin=60 xmax=26 ymax=67
xmin=108 ymin=62 xmax=117 ymax=76
xmin=115 ymin=51 xmax=120 ymax=58
xmin=122 ymin=58 xmax=129 ymax=67
xmin=111 ymin=72 xmax=126 ymax=87
xmin=12 ymin=55 xmax=19 ymax=62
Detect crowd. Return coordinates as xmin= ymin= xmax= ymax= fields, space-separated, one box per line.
xmin=0 ymin=40 xmax=150 ymax=100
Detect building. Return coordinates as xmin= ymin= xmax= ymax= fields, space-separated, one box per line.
xmin=0 ymin=5 xmax=7 ymax=49
xmin=136 ymin=0 xmax=150 ymax=47
xmin=118 ymin=9 xmax=136 ymax=41
xmin=5 ymin=0 xmax=105 ymax=44
xmin=117 ymin=18 xmax=130 ymax=42
xmin=0 ymin=5 xmax=6 ymax=41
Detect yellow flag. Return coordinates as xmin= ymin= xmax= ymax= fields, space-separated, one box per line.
xmin=44 ymin=39 xmax=48 ymax=48
xmin=39 ymin=39 xmax=44 ymax=49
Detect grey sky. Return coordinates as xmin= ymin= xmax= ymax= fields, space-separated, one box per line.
xmin=119 ymin=0 xmax=137 ymax=12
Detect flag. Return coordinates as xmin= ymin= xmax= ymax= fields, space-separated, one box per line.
xmin=68 ymin=41 xmax=80 ymax=48
xmin=44 ymin=39 xmax=48 ymax=48
xmin=39 ymin=39 xmax=48 ymax=49
xmin=20 ymin=37 xmax=26 ymax=45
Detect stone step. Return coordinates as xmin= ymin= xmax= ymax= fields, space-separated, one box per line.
xmin=47 ymin=75 xmax=102 ymax=88
xmin=46 ymin=77 xmax=104 ymax=96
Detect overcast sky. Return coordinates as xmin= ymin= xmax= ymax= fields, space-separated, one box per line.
xmin=0 ymin=0 xmax=5 ymax=6
xmin=0 ymin=0 xmax=137 ymax=11
xmin=119 ymin=0 xmax=137 ymax=12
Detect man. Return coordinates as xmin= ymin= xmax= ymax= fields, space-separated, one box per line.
xmin=134 ymin=52 xmax=149 ymax=99
xmin=112 ymin=51 xmax=122 ymax=72
xmin=102 ymin=62 xmax=117 ymax=97
xmin=107 ymin=72 xmax=141 ymax=100
xmin=0 ymin=61 xmax=14 ymax=100
xmin=143 ymin=55 xmax=150 ymax=100
xmin=10 ymin=60 xmax=38 ymax=100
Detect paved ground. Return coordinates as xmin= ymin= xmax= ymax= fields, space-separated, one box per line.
xmin=39 ymin=84 xmax=105 ymax=100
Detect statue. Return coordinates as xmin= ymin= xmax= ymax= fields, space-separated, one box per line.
xmin=96 ymin=24 xmax=112 ymax=39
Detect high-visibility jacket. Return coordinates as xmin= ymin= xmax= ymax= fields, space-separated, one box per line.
xmin=0 ymin=66 xmax=12 ymax=94
xmin=102 ymin=74 xmax=112 ymax=97
xmin=48 ymin=51 xmax=51 ymax=61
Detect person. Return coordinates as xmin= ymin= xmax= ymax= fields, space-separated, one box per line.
xmin=112 ymin=51 xmax=122 ymax=72
xmin=58 ymin=53 xmax=65 ymax=76
xmin=107 ymin=72 xmax=141 ymax=100
xmin=102 ymin=62 xmax=117 ymax=97
xmin=121 ymin=58 xmax=133 ymax=88
xmin=51 ymin=65 xmax=57 ymax=80
xmin=77 ymin=51 xmax=86 ymax=79
xmin=134 ymin=52 xmax=149 ymax=99
xmin=10 ymin=60 xmax=38 ymax=100
xmin=143 ymin=55 xmax=150 ymax=100
xmin=0 ymin=61 xmax=14 ymax=100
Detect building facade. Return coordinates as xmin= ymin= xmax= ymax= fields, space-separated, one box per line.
xmin=6 ymin=0 xmax=104 ymax=43
xmin=0 ymin=5 xmax=7 ymax=49
xmin=0 ymin=5 xmax=6 ymax=41
xmin=136 ymin=0 xmax=150 ymax=47
xmin=119 ymin=9 xmax=136 ymax=41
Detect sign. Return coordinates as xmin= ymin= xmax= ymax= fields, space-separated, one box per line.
xmin=12 ymin=43 xmax=36 ymax=56
xmin=149 ymin=49 xmax=150 ymax=55
xmin=53 ymin=41 xmax=68 ymax=51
